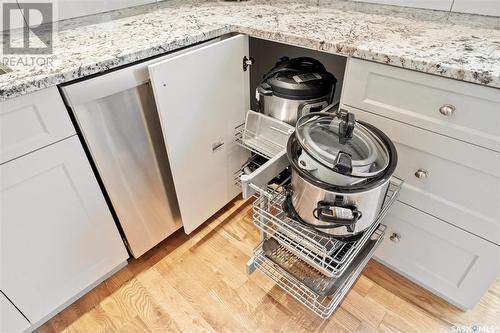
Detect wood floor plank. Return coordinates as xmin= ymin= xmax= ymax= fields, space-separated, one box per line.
xmin=341 ymin=289 xmax=387 ymax=329
xmin=320 ymin=307 xmax=362 ymax=332
xmin=355 ymin=322 xmax=380 ymax=333
xmin=352 ymin=276 xmax=376 ymax=297
xmin=364 ymin=260 xmax=500 ymax=328
xmin=156 ymin=251 xmax=252 ymax=332
xmin=117 ymin=316 xmax=150 ymax=333
xmin=218 ymin=204 xmax=260 ymax=255
xmin=35 ymin=196 xmax=500 ymax=333
xmin=136 ymin=268 xmax=216 ymax=333
xmin=366 ymin=284 xmax=451 ymax=332
xmin=188 ymin=228 xmax=250 ymax=290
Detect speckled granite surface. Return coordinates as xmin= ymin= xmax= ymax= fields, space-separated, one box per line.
xmin=1 ymin=0 xmax=499 ymax=101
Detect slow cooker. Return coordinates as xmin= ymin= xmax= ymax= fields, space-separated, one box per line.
xmin=285 ymin=110 xmax=398 ymax=239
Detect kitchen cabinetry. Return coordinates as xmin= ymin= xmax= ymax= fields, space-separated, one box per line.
xmin=0 ymin=87 xmax=75 ymax=164
xmin=342 ymin=59 xmax=500 ymax=153
xmin=0 ymin=292 xmax=30 ymax=333
xmin=1 ymin=136 xmax=128 ymax=327
xmin=149 ymin=35 xmax=498 ymax=312
xmin=157 ymin=35 xmax=403 ymax=319
xmin=344 ymin=107 xmax=500 ymax=245
xmin=376 ymin=202 xmax=500 ymax=309
xmin=0 ymin=89 xmax=129 ymax=331
xmin=341 ymin=58 xmax=500 ymax=309
xmin=149 ymin=34 xmax=251 ymax=234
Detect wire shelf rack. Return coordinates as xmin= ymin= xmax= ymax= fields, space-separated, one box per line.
xmin=235 ymin=125 xmax=287 ymax=159
xmin=252 ymin=178 xmax=403 ymax=277
xmin=253 ymin=224 xmax=385 ymax=319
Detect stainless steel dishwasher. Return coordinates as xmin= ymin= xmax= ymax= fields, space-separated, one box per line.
xmin=61 ymin=56 xmax=184 ymax=258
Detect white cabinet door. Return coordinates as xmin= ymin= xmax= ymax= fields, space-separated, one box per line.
xmin=375 ymin=202 xmax=500 ymax=309
xmin=0 ymin=292 xmax=30 ymax=333
xmin=0 ymin=136 xmax=128 ymax=325
xmin=149 ymin=34 xmax=250 ymax=234
xmin=0 ymin=87 xmax=75 ymax=164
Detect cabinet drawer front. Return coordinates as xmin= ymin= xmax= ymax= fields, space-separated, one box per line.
xmin=375 ymin=202 xmax=500 ymax=309
xmin=348 ymin=107 xmax=500 ymax=244
xmin=343 ymin=58 xmax=500 ymax=152
xmin=1 ymin=136 xmax=128 ymax=324
xmin=0 ymin=87 xmax=75 ymax=164
xmin=396 ymin=143 xmax=500 ymax=245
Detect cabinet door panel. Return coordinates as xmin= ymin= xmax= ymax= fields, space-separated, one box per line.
xmin=0 ymin=136 xmax=128 ymax=324
xmin=149 ymin=34 xmax=250 ymax=234
xmin=375 ymin=202 xmax=500 ymax=309
xmin=0 ymin=292 xmax=30 ymax=333
xmin=0 ymin=87 xmax=75 ymax=164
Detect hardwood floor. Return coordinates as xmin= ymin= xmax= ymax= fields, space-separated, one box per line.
xmin=36 ymin=197 xmax=500 ymax=333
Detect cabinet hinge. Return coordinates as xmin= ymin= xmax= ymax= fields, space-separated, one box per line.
xmin=243 ymin=56 xmax=255 ymax=71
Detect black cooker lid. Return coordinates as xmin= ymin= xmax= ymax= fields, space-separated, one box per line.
xmin=259 ymin=57 xmax=337 ymax=100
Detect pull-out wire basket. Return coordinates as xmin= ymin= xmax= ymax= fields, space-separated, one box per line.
xmin=253 ymin=225 xmax=385 ymax=319
xmin=252 ymin=178 xmax=403 ymax=277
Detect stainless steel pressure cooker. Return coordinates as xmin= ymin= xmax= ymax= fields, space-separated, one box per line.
xmin=257 ymin=57 xmax=337 ymax=125
xmin=285 ymin=110 xmax=398 ymax=239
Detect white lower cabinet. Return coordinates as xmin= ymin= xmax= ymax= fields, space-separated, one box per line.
xmin=375 ymin=201 xmax=500 ymax=309
xmin=0 ymin=292 xmax=30 ymax=333
xmin=346 ymin=106 xmax=500 ymax=245
xmin=340 ymin=56 xmax=500 ymax=310
xmin=0 ymin=136 xmax=129 ymax=329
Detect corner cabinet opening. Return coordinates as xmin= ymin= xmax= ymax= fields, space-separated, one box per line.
xmin=149 ymin=33 xmax=396 ymax=320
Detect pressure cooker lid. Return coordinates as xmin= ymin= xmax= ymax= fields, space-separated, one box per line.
xmin=259 ymin=57 xmax=337 ymax=100
xmin=262 ymin=72 xmax=335 ymax=100
xmin=295 ymin=111 xmax=390 ymax=178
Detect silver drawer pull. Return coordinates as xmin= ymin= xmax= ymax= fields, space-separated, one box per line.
xmin=389 ymin=233 xmax=401 ymax=243
xmin=439 ymin=104 xmax=455 ymax=116
xmin=414 ymin=169 xmax=429 ymax=180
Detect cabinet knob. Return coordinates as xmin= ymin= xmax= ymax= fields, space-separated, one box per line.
xmin=414 ymin=169 xmax=429 ymax=180
xmin=439 ymin=104 xmax=455 ymax=116
xmin=389 ymin=233 xmax=401 ymax=243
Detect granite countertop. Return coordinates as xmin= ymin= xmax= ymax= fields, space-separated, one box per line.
xmin=1 ymin=0 xmax=500 ymax=101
